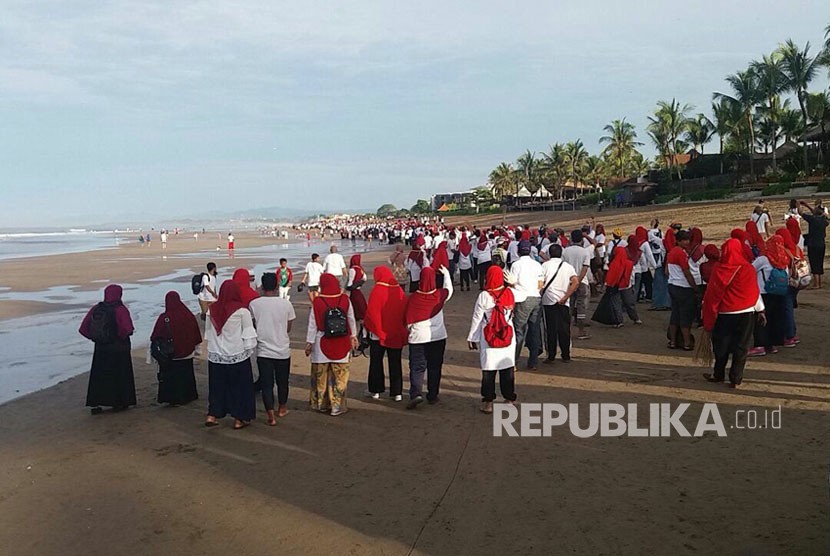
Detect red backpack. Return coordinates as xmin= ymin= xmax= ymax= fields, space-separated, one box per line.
xmin=483 ymin=290 xmax=513 ymax=348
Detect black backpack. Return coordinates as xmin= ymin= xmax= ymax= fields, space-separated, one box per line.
xmin=89 ymin=303 xmax=116 ymax=344
xmin=191 ymin=273 xmax=206 ymax=295
xmin=322 ymin=299 xmax=349 ymax=338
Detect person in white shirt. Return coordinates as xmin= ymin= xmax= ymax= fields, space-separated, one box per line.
xmin=404 ymin=266 xmax=452 ymax=409
xmin=197 ymin=262 xmax=219 ymax=321
xmin=750 ymin=205 xmax=771 ymax=238
xmin=467 ymin=265 xmax=518 ymax=414
xmin=322 ymin=245 xmax=347 ymax=285
xmin=476 ymin=234 xmax=493 ymax=290
xmin=561 ymin=230 xmax=592 ymax=340
xmin=249 ymin=273 xmax=296 ymax=425
xmin=160 ymin=230 xmax=168 ymax=249
xmin=204 ymin=281 xmax=258 ymax=429
xmin=540 ymin=244 xmax=580 ymax=363
xmin=301 ymin=253 xmax=325 ymax=302
xmin=405 ymin=245 xmax=429 ymax=293
xmin=507 ymin=241 xmax=544 ymax=370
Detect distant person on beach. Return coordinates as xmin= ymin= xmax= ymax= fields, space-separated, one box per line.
xmin=227 ymin=232 xmax=235 ymax=251
xmin=150 ymin=291 xmax=201 ymax=405
xmin=249 ymin=273 xmax=295 ymax=425
xmin=799 ymin=201 xmax=828 ymax=288
xmin=305 ymin=273 xmax=358 ymax=416
xmin=197 ymin=262 xmax=219 ymax=320
xmin=750 ymin=205 xmax=771 ymax=238
xmin=145 ymin=233 xmax=151 ymax=246
xmin=301 ymin=253 xmax=324 ymax=302
xmin=204 ymin=281 xmax=257 ymax=429
xmin=160 ymin=230 xmax=168 ymax=249
xmin=322 ymin=245 xmax=347 ymax=285
xmin=79 ymin=285 xmax=136 ymax=415
xmin=138 ymin=235 xmax=145 ymax=246
xmin=346 ymin=254 xmax=368 ymax=327
xmin=457 ymin=233 xmax=473 ymax=291
xmin=363 ymin=266 xmax=408 ymax=401
xmin=277 ymin=258 xmax=293 ymax=300
xmin=405 ymin=266 xmax=452 ymax=410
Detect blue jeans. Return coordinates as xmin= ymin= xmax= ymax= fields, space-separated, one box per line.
xmin=514 ymin=297 xmax=543 ymax=367
xmin=408 ymin=340 xmax=446 ymax=401
xmin=783 ymin=287 xmax=797 ymax=339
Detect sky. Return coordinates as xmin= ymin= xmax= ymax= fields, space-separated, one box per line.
xmin=1 ymin=1 xmax=829 ymax=227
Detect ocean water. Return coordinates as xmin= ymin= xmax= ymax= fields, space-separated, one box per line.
xmin=0 ymin=239 xmax=387 ymax=405
xmin=0 ymin=230 xmax=124 ymax=261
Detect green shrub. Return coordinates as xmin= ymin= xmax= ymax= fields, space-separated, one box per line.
xmin=817 ymin=178 xmax=830 ymax=193
xmin=761 ymin=182 xmax=792 ymax=196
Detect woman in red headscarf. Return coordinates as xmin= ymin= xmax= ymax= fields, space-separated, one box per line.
xmin=476 ymin=233 xmax=493 ymax=290
xmin=364 ymin=266 xmax=408 ymax=401
xmin=593 ymin=246 xmax=639 ymax=327
xmin=745 ymin=221 xmax=766 ymax=257
xmin=232 ymin=268 xmax=260 ymax=308
xmin=701 ymin=239 xmax=765 ymax=387
xmin=305 ymin=273 xmax=357 ymax=416
xmin=774 ymin=227 xmax=801 ymax=345
xmin=457 ymin=233 xmax=474 ymax=291
xmin=699 ymin=244 xmax=720 ymax=284
xmin=406 ymin=237 xmax=429 ymax=293
xmin=346 ymin=254 xmax=367 ymax=321
xmin=467 ymin=265 xmax=517 ymax=414
xmin=730 ymin=229 xmax=755 ymax=262
xmin=786 ymin=216 xmax=805 ymax=251
xmin=150 ymin=291 xmax=202 ymax=405
xmin=431 ymin=240 xmax=451 ymax=288
xmin=404 ymin=265 xmax=453 ymax=409
xmin=205 ymin=281 xmax=257 ymax=428
xmin=79 ymin=284 xmax=136 ymax=414
xmin=749 ymin=235 xmax=791 ymax=356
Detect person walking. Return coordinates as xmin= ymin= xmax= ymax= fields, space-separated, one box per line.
xmin=562 ymin=230 xmax=592 ymax=340
xmin=507 ymin=240 xmax=544 ymax=370
xmin=799 ymin=202 xmax=828 ymax=289
xmin=301 ymin=253 xmax=324 ymax=302
xmin=150 ymin=291 xmax=201 ymax=406
xmin=79 ymin=285 xmax=137 ymax=414
xmin=277 ymin=258 xmax=293 ymax=300
xmin=540 ymin=245 xmax=580 ymax=363
xmin=322 ymin=245 xmax=347 ymax=287
xmin=197 ymin=262 xmax=219 ymax=321
xmin=249 ymin=273 xmax=296 ymax=425
xmin=363 ymin=266 xmax=408 ymax=401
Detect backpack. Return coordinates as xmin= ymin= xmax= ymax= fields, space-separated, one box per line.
xmin=89 ymin=303 xmax=116 ymax=344
xmin=150 ymin=315 xmax=175 ymax=364
xmin=322 ymin=298 xmax=349 ymax=338
xmin=191 ymin=273 xmax=206 ymax=295
xmin=763 ymin=268 xmax=789 ymax=296
xmin=483 ymin=291 xmax=513 ymax=348
xmin=788 ymin=255 xmax=812 ymax=290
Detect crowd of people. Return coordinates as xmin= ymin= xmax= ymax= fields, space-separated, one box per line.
xmin=78 ymin=198 xmax=827 ymax=421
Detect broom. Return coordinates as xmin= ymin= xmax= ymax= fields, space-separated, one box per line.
xmin=693 ymin=329 xmax=714 ymax=367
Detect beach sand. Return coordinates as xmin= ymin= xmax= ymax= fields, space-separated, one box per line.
xmin=1 ymin=209 xmax=829 ymax=555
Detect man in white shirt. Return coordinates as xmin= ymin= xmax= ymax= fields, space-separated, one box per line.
xmin=323 ymin=245 xmax=347 ymax=285
xmin=301 ymin=253 xmax=325 ymax=302
xmin=508 ymin=241 xmax=544 ymax=370
xmin=197 ymin=262 xmax=219 ymax=321
xmin=751 ymin=205 xmax=771 ymax=238
xmin=249 ymin=273 xmax=296 ymax=424
xmin=562 ymin=230 xmax=592 ymax=340
xmin=540 ymin=244 xmax=580 ymax=363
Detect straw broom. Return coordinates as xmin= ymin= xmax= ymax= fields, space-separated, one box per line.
xmin=693 ymin=329 xmax=713 ymax=367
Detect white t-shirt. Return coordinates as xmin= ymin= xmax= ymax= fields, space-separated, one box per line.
xmin=540 ymin=259 xmax=578 ymax=306
xmin=304 ymin=261 xmax=324 ymax=287
xmin=249 ymin=296 xmax=296 ymax=360
xmin=323 ymin=252 xmax=346 ymax=276
xmin=562 ymin=245 xmax=591 ymax=285
xmin=751 ymin=212 xmax=771 ymax=235
xmin=198 ymin=273 xmax=217 ymax=302
xmin=595 ymin=233 xmax=606 ymax=259
xmin=752 ymin=256 xmax=774 ymax=295
xmin=509 ymin=256 xmax=544 ymax=303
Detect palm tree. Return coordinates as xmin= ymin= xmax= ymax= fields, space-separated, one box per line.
xmin=599 ymin=118 xmax=642 ymax=178
xmin=684 ymin=114 xmax=715 ymax=154
xmin=807 ymin=91 xmax=830 ymax=163
xmin=563 ymin=140 xmax=589 ymax=199
xmin=752 ymin=53 xmax=787 ymax=171
xmin=539 ymin=143 xmax=566 ymax=199
xmin=778 ymin=39 xmax=820 ymax=172
xmin=780 ymin=107 xmax=805 ymax=144
xmin=488 ymin=162 xmax=516 ymax=202
xmin=714 ymin=69 xmax=762 ymax=179
xmin=516 ymin=150 xmax=541 ymax=202
xmin=584 ymin=155 xmax=607 ymax=189
xmin=647 ymin=99 xmax=692 ymax=179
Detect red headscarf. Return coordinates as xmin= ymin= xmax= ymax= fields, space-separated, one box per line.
xmin=626 ymin=234 xmax=643 ymax=263
xmin=729 ymin=229 xmax=755 ymax=262
xmin=405 ymin=267 xmax=449 ymax=324
xmin=210 ymin=281 xmax=245 ymax=336
xmin=775 ymin=227 xmax=802 ymax=257
xmin=558 ymin=231 xmax=569 ymax=247
xmin=485 ymin=265 xmax=514 ymax=309
xmin=689 ymin=227 xmax=705 ymax=262
xmin=431 ymin=241 xmax=450 ymax=271
xmin=407 ymin=246 xmax=425 ymax=266
xmin=79 ymin=284 xmax=134 ymax=341
xmin=663 ymin=227 xmax=676 ymax=253
xmin=765 ymin=235 xmax=790 ymax=270
xmin=786 ymin=217 xmax=802 ymax=246
xmin=350 ymin=254 xmax=365 ymax=283
xmin=151 ymin=291 xmax=202 ymax=358
xmin=699 ymin=244 xmax=720 ymax=283
xmin=635 ymin=226 xmax=648 ymax=244
xmin=701 ymin=239 xmax=760 ymax=331
xmin=477 ymin=234 xmax=489 ymax=250
xmin=364 ymin=266 xmax=408 ymax=349
xmin=232 ymin=268 xmax=259 ymax=307
xmin=745 ymin=221 xmax=765 ymax=255
xmin=415 ymin=235 xmax=426 ymax=249
xmin=606 ymin=246 xmax=634 ymax=288
xmin=458 ymin=234 xmax=472 ymax=256
xmin=313 ymin=274 xmax=352 ymax=360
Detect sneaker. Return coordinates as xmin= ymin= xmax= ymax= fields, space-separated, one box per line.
xmin=634 ymin=320 xmax=643 ymax=325
xmin=330 ymin=407 xmax=348 ymax=416
xmin=365 ymin=391 xmax=380 ymax=400
xmin=748 ymin=347 xmax=766 ymax=357
xmin=393 ymin=395 xmax=402 ymax=402
xmin=406 ymin=395 xmax=424 ymax=410
xmin=427 ymin=396 xmax=440 ymax=405
xmin=782 ymin=339 xmax=797 ymax=348
xmin=765 ymin=347 xmax=779 ymax=355
xmin=792 ymin=336 xmax=801 ymax=344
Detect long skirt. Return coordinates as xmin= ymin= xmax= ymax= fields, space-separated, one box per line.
xmin=86 ymin=339 xmax=137 ymax=408
xmin=207 ymin=358 xmax=256 ymax=421
xmin=309 ymin=362 xmax=350 ymax=413
xmin=651 ymin=267 xmax=671 ymax=309
xmin=158 ymin=358 xmax=199 ymax=405
xmin=591 ymin=288 xmax=623 ymax=325
xmin=350 ymin=289 xmax=367 ymax=321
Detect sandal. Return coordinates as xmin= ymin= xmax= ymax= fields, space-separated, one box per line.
xmin=667 ymin=341 xmax=677 ymax=349
xmin=682 ymin=344 xmax=694 ymax=351
xmin=702 ymin=373 xmax=723 ymax=383
xmin=204 ymin=417 xmax=219 ymax=427
xmin=233 ymin=420 xmax=250 ymax=430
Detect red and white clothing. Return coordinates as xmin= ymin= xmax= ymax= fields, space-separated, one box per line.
xmin=667 ymin=247 xmax=693 ymax=288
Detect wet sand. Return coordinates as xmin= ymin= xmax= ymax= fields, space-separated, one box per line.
xmin=1 ymin=210 xmax=829 ymax=555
